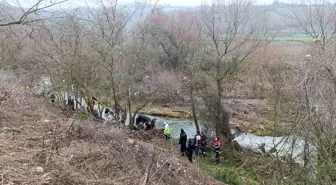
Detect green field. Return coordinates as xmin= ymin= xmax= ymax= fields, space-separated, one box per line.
xmin=274 ymin=35 xmax=312 ymax=42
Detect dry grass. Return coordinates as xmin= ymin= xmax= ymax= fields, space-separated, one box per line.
xmin=138 ymin=105 xmax=191 ymax=119
xmin=0 ymin=77 xmax=224 ymax=185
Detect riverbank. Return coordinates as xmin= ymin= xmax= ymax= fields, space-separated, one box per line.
xmin=138 ymin=104 xmax=191 ymax=119
xmin=137 ymin=101 xmax=284 ymax=136
xmin=154 ymin=139 xmax=306 ymax=185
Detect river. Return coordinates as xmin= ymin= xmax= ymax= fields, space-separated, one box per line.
xmin=144 ymin=114 xmax=316 ymax=165
xmin=32 ymin=76 xmax=316 ymax=166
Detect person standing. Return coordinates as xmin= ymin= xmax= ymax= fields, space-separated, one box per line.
xmin=186 ymin=138 xmax=195 ymax=163
xmin=143 ymin=121 xmax=149 ymax=130
xmin=149 ymin=118 xmax=156 ymax=130
xmin=194 ymin=131 xmax=201 ymax=155
xmin=163 ymin=122 xmax=170 ymax=140
xmin=214 ymin=137 xmax=221 ymax=165
xmin=200 ymin=132 xmax=207 ymax=156
xmin=179 ymin=129 xmax=187 ymax=156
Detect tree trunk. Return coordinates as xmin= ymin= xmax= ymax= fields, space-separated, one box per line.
xmin=98 ymin=94 xmax=103 ymax=117
xmin=220 ymin=106 xmax=233 ymax=143
xmin=216 ymin=77 xmax=233 ymax=144
xmin=216 ymin=78 xmax=222 ymax=137
xmin=127 ymin=83 xmax=133 ymax=126
xmin=79 ymin=91 xmax=82 ymax=107
xmin=74 ymin=90 xmax=78 ymax=109
xmin=67 ymin=84 xmax=70 ymax=104
xmin=303 ymin=79 xmax=311 ymax=168
xmin=190 ymin=86 xmax=200 ymax=132
xmin=111 ymin=74 xmax=120 ymax=116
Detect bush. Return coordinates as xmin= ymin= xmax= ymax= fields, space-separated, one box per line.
xmin=76 ymin=111 xmax=88 ymax=120
xmin=215 ymin=172 xmax=243 ymax=185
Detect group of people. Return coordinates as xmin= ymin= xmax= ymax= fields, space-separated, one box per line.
xmin=135 ymin=114 xmax=156 ymax=130
xmin=178 ymin=129 xmax=222 ymax=164
xmin=147 ymin=120 xmax=221 ymax=165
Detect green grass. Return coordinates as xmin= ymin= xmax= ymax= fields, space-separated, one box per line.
xmin=197 ymin=153 xmax=259 ymax=185
xmin=196 ymin=151 xmax=307 ymax=185
xmin=155 ymin=140 xmax=258 ymax=184
xmin=153 ymin=139 xmax=307 ymax=185
xmin=137 ymin=106 xmax=191 ymax=119
xmin=76 ymin=111 xmax=89 ymax=120
xmin=273 ymin=35 xmax=312 ymax=42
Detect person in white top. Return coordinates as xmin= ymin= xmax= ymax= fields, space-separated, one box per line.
xmin=194 ymin=131 xmax=201 ymax=155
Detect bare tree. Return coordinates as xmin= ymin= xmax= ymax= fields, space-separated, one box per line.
xmin=149 ymin=10 xmax=203 ymax=131
xmin=31 ymin=9 xmax=106 ymax=115
xmin=199 ymin=0 xmax=268 ymax=143
xmin=85 ymin=0 xmax=135 ymax=122
xmin=289 ymin=2 xmax=336 ymax=182
xmin=0 ymin=0 xmax=68 ymax=73
xmin=149 ymin=11 xmax=200 ymax=69
xmin=122 ymin=0 xmax=160 ymax=126
xmin=288 ymin=0 xmax=336 ymax=53
xmin=298 ymin=57 xmax=336 ymax=183
xmin=264 ymin=44 xmax=336 ymax=183
xmin=0 ymin=0 xmax=67 ymax=26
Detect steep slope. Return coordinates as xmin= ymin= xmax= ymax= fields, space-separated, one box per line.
xmin=0 ymin=78 xmax=223 ymax=185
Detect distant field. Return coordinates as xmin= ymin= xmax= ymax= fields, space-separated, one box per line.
xmin=273 ymin=35 xmax=312 ymax=42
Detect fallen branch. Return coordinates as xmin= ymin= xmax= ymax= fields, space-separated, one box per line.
xmin=141 ymin=156 xmax=155 ymax=185
xmin=65 ymin=119 xmax=76 ymax=136
xmin=234 ymin=158 xmax=248 ymax=174
xmin=148 ymin=159 xmax=172 ymax=182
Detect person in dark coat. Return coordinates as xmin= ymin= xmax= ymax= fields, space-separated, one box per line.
xmin=149 ymin=118 xmax=156 ymax=130
xmin=186 ymin=138 xmax=195 ymax=163
xmin=179 ymin=129 xmax=187 ymax=156
xmin=200 ymin=132 xmax=207 ymax=156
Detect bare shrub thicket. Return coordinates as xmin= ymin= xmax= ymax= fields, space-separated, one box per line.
xmin=0 ymin=28 xmax=24 ymax=70
xmin=31 ymin=1 xmax=165 ymax=124
xmin=55 ymin=122 xmax=222 ymax=185
xmin=271 ymin=0 xmax=336 ymax=183
xmin=266 ymin=55 xmax=336 ymax=183
xmin=294 ymin=56 xmax=336 ymax=184
xmin=0 ymin=74 xmax=61 ymax=184
xmin=0 ymin=71 xmax=45 ymax=125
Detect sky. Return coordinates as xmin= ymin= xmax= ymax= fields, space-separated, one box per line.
xmin=4 ymin=0 xmax=293 ymax=9
xmin=66 ymin=0 xmax=292 ymax=7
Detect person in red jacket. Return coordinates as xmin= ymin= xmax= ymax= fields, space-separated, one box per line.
xmin=214 ymin=137 xmax=221 ymax=165
xmin=214 ymin=137 xmax=221 ymax=148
